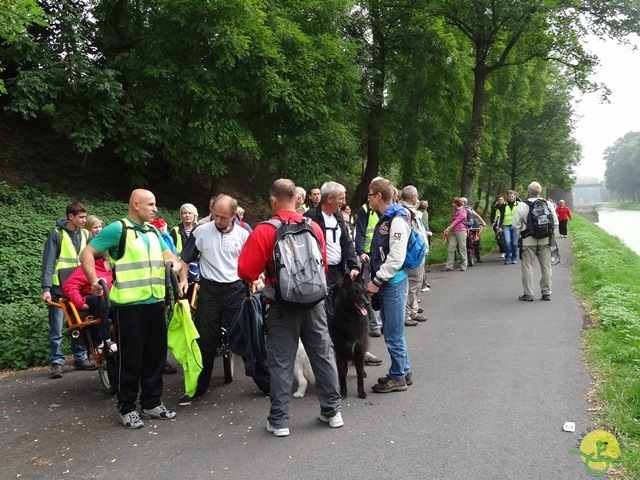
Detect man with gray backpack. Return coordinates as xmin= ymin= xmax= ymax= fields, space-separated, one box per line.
xmin=238 ymin=179 xmax=343 ymax=437
xmin=512 ymin=182 xmax=559 ymax=302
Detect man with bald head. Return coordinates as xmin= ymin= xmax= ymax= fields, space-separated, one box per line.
xmin=81 ymin=189 xmax=182 ymax=429
xmin=177 ymin=194 xmax=260 ymax=404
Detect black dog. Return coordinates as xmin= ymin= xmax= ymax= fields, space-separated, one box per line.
xmin=328 ymin=275 xmax=370 ymax=399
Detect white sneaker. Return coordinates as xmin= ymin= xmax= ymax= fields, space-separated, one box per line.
xmin=97 ymin=341 xmax=118 ymax=354
xmin=319 ymin=412 xmax=344 ymax=428
xmin=119 ymin=410 xmax=144 ymax=429
xmin=500 ymin=253 xmax=506 ymax=258
xmin=140 ymin=404 xmax=176 ymax=420
xmin=266 ymin=421 xmax=290 ymax=437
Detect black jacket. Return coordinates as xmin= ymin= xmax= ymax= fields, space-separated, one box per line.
xmin=303 ymin=206 xmax=359 ymax=274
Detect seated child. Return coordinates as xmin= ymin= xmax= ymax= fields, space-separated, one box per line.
xmin=62 ymin=258 xmax=116 ymax=353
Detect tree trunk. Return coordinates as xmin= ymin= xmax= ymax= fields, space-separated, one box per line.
xmin=461 ymin=67 xmax=488 ymax=201
xmin=400 ymin=71 xmax=421 ymax=188
xmin=351 ymin=10 xmax=386 ymax=208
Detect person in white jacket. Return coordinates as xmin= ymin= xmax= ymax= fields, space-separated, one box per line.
xmin=365 ymin=178 xmax=413 ymax=393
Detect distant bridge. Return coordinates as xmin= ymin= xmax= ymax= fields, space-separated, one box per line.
xmin=573 ymin=183 xmax=603 ymax=188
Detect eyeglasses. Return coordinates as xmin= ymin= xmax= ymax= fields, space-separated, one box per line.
xmin=367 ymin=192 xmax=378 ymax=198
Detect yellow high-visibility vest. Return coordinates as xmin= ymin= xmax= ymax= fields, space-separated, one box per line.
xmin=52 ymin=229 xmax=89 ymax=286
xmin=362 ymin=203 xmax=379 ymax=254
xmin=110 ymin=219 xmax=165 ymax=305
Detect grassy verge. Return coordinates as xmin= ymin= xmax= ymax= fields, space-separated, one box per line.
xmin=606 ymin=202 xmax=640 ymax=211
xmin=570 ymin=214 xmax=640 ymax=478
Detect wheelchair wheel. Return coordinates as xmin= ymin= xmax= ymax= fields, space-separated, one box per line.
xmin=223 ymin=353 xmax=234 ymax=384
xmin=98 ymin=353 xmax=118 ymax=395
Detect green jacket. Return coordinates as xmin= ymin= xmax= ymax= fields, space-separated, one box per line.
xmin=167 ymin=300 xmax=203 ymax=396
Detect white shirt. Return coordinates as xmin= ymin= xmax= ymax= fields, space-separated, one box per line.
xmin=191 ymin=222 xmax=249 ymax=282
xmin=322 ymin=211 xmax=342 ymax=266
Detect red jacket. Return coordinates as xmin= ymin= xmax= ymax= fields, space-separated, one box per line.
xmin=237 ymin=210 xmax=327 ymax=284
xmin=556 ymin=205 xmax=572 ymax=222
xmin=62 ymin=259 xmax=113 ymax=310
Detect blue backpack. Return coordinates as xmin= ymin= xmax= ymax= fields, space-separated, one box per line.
xmin=395 ymin=211 xmax=427 ymax=270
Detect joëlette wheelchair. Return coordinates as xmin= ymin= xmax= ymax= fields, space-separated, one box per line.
xmin=46 ymin=268 xmax=118 ymax=395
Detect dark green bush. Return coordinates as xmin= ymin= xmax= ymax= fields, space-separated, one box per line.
xmin=0 ymin=301 xmax=51 ymax=369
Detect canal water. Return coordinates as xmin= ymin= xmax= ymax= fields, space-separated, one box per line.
xmin=595 ymin=208 xmax=640 ymax=255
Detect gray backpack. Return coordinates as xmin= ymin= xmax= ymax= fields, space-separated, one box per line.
xmin=262 ymin=217 xmax=327 ymax=309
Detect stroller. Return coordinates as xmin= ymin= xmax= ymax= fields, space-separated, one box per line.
xmin=466 ymin=226 xmax=483 ymax=267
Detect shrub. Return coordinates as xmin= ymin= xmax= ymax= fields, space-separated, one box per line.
xmin=0 ymin=301 xmax=51 ymax=369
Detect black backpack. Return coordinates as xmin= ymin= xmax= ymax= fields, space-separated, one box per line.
xmin=262 ymin=217 xmax=327 ymax=309
xmin=523 ymin=199 xmax=554 ymax=239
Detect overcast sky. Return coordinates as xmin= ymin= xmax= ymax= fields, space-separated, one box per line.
xmin=572 ymin=35 xmax=640 ymax=181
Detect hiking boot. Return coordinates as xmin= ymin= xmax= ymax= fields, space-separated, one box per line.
xmin=319 ymin=412 xmax=344 ymax=428
xmin=50 ymin=364 xmax=64 ymax=379
xmin=163 ymin=361 xmax=178 ymax=375
xmin=541 ymin=294 xmax=551 ymax=301
xmin=369 ymin=328 xmax=382 ymax=338
xmin=140 ymin=404 xmax=176 ymax=420
xmin=378 ymin=373 xmax=412 ymax=386
xmin=404 ymin=319 xmax=418 ymax=327
xmin=518 ymin=295 xmax=534 ymax=302
xmin=372 ymin=375 xmax=407 ymax=393
xmin=405 ymin=372 xmax=413 ymax=386
xmin=74 ymin=358 xmax=98 ymax=371
xmin=266 ymin=421 xmax=290 ymax=437
xmin=364 ymin=351 xmax=382 ymax=366
xmin=420 ymin=286 xmax=430 ymax=292
xmin=412 ymin=314 xmax=428 ymax=322
xmin=119 ymin=410 xmax=144 ymax=429
xmin=178 ymin=391 xmax=205 ymax=406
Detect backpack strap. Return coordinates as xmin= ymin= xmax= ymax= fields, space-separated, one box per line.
xmin=115 ymin=220 xmax=160 ymax=261
xmin=56 ymin=228 xmax=63 ymax=260
xmin=116 ymin=220 xmax=129 ymax=261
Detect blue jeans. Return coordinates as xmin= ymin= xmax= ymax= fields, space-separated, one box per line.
xmin=49 ymin=302 xmax=88 ymax=365
xmin=378 ymin=277 xmax=411 ymax=380
xmin=502 ymin=226 xmax=519 ymax=263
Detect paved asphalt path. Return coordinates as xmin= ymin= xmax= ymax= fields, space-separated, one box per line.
xmin=1 ymin=236 xmax=598 ymax=479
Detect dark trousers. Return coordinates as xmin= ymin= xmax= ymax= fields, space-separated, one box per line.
xmin=559 ymin=220 xmax=568 ymax=236
xmin=85 ymin=294 xmax=111 ymax=342
xmin=114 ymin=302 xmax=166 ymax=414
xmin=194 ymin=279 xmax=245 ymax=394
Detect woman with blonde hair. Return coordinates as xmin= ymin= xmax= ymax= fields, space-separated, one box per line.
xmin=84 ymin=215 xmax=104 ymax=237
xmin=170 ymin=203 xmax=199 ymax=254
